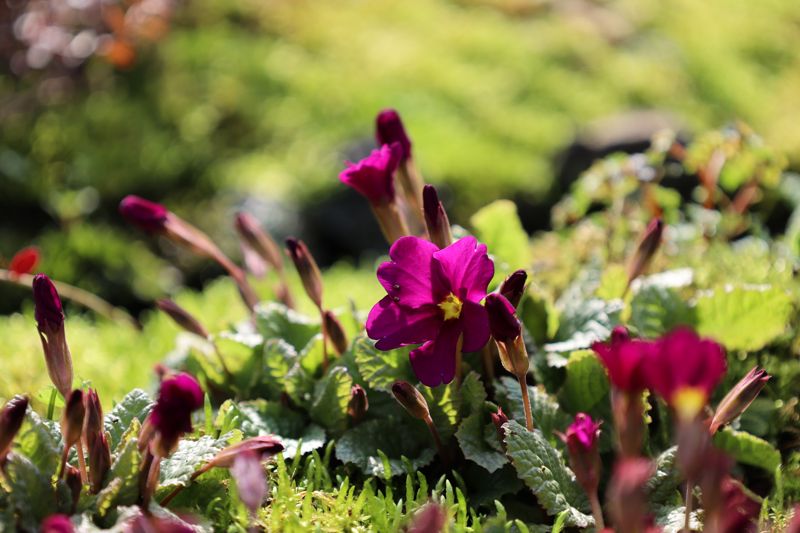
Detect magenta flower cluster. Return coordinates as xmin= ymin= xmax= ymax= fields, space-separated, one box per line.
xmin=367 ymin=236 xmax=494 ymax=386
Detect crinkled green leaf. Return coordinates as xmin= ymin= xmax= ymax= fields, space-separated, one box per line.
xmin=503 ymin=421 xmax=592 ymax=528
xmin=459 ymin=372 xmax=487 ymax=417
xmin=422 ymin=381 xmax=459 ymax=440
xmin=158 ymin=433 xmax=234 ymax=490
xmin=336 ymin=418 xmax=435 ymax=477
xmin=470 ymin=200 xmax=531 ymax=281
xmin=630 ymin=285 xmax=695 ymax=337
xmin=546 ymin=298 xmax=623 ymax=353
xmin=255 ymin=302 xmax=319 ymax=350
xmin=352 ymin=335 xmax=414 ymax=392
xmin=4 ymin=454 xmax=64 ymax=530
xmin=455 ymin=413 xmax=506 ymax=473
xmin=713 ymin=428 xmax=781 ymax=472
xmin=561 ymin=350 xmax=609 ymax=413
xmin=309 ymin=366 xmax=353 ymax=433
xmin=105 ymin=433 xmax=142 ymax=508
xmin=645 ymin=446 xmax=681 ymax=505
xmin=694 ymin=286 xmax=792 ymax=351
xmin=15 ymin=411 xmax=62 ymax=476
xmin=104 ymin=389 xmax=153 ymax=449
xmin=495 ymin=377 xmax=571 ymax=444
xmin=235 ymin=400 xmax=325 ymax=458
xmin=462 ymin=463 xmax=524 ymax=508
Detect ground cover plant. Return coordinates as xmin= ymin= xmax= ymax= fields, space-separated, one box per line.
xmin=2 ymin=111 xmax=800 ymax=532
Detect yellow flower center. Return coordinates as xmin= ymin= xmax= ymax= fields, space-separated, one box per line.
xmin=672 ymin=387 xmax=707 ymax=421
xmin=438 ymin=293 xmax=463 ymax=321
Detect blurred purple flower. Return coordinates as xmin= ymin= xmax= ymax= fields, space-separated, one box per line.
xmin=150 ymin=372 xmax=203 ymax=456
xmin=339 ymin=143 xmax=401 ymax=205
xmin=367 ymin=236 xmax=493 ymax=386
xmin=375 ymin=109 xmax=412 ymax=161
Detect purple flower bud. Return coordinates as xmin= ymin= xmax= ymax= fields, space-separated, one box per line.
xmin=627 ymin=217 xmax=664 ymax=289
xmin=339 ymin=143 xmax=401 ymax=205
xmin=391 ymin=381 xmax=430 ymax=421
xmin=710 ymin=366 xmax=770 ymax=434
xmin=89 ymin=431 xmax=111 ymax=493
xmin=83 ymin=388 xmax=103 ymax=449
xmin=322 ymin=310 xmax=348 ymax=355
xmin=559 ymin=413 xmax=602 ymax=496
xmin=201 ymin=436 xmax=284 ymax=473
xmin=485 ymin=293 xmax=521 ymax=344
xmin=40 ymin=514 xmax=74 ymax=533
xmin=375 ymin=109 xmax=412 ymax=161
xmin=285 ymin=238 xmax=324 ymax=310
xmin=0 ymin=395 xmax=28 ymax=460
xmin=150 ymin=373 xmax=204 ymax=457
xmin=119 ymin=195 xmax=169 ymax=233
xmin=423 ymin=185 xmax=453 ymax=249
xmin=231 ymin=451 xmax=268 ymax=517
xmin=156 ymin=299 xmax=209 ymax=339
xmin=490 ymin=407 xmax=509 ymax=445
xmin=408 ymin=502 xmax=446 ymax=533
xmin=32 ymin=275 xmax=73 ymax=399
xmin=234 ymin=212 xmax=285 ymax=274
xmin=61 ymin=390 xmax=84 ymax=449
xmin=498 ymin=269 xmax=527 ymax=308
xmin=347 ymin=385 xmax=369 ymax=423
xmin=63 ymin=465 xmax=82 ymax=512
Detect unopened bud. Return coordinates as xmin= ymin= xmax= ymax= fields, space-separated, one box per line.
xmin=234 ymin=212 xmax=285 ymax=274
xmin=63 ymin=465 xmax=82 ymax=512
xmin=375 ymin=109 xmax=412 ymax=162
xmin=8 ymin=246 xmax=40 ymax=278
xmin=323 ymin=310 xmax=348 ymax=355
xmin=285 ymin=238 xmax=323 ymax=310
xmin=490 ymin=407 xmax=509 ymax=445
xmin=231 ymin=451 xmax=268 ymax=516
xmin=408 ymin=502 xmax=446 ymax=533
xmin=709 ymin=366 xmax=769 ymax=434
xmin=347 ymin=385 xmax=369 ymax=423
xmin=627 ymin=218 xmax=664 ymax=290
xmin=558 ymin=413 xmax=602 ymax=496
xmin=423 ymin=185 xmax=452 ymax=249
xmin=498 ymin=270 xmax=527 ymax=308
xmin=40 ymin=514 xmax=75 ymax=533
xmin=485 ymin=293 xmax=521 ymax=344
xmin=33 ymin=274 xmax=73 ymax=399
xmin=89 ymin=431 xmax=111 ymax=493
xmin=391 ymin=381 xmax=430 ymax=420
xmin=0 ymin=395 xmax=29 ymax=459
xmin=156 ymin=299 xmax=209 ymax=339
xmin=61 ymin=390 xmax=85 ymax=448
xmin=83 ymin=389 xmax=103 ymax=449
xmin=118 ymin=195 xmax=168 ymax=234
xmin=200 ymin=436 xmax=284 ymax=474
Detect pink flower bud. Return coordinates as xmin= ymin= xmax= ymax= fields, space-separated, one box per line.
xmin=408 ymin=502 xmax=446 ymax=533
xmin=234 ymin=212 xmax=285 ymax=274
xmin=33 ymin=274 xmax=73 ymax=399
xmin=231 ymin=451 xmax=268 ymax=517
xmin=391 ymin=381 xmax=430 ymax=421
xmin=375 ymin=109 xmax=412 ymax=161
xmin=627 ymin=217 xmax=664 ymax=289
xmin=285 ymin=238 xmax=324 ymax=310
xmin=709 ymin=366 xmax=769 ymax=434
xmin=83 ymin=388 xmax=103 ymax=449
xmin=347 ymin=385 xmax=368 ymax=423
xmin=485 ymin=293 xmax=521 ymax=344
xmin=322 ymin=310 xmax=348 ymax=355
xmin=498 ymin=269 xmax=527 ymax=308
xmin=422 ymin=185 xmax=453 ymax=249
xmin=201 ymin=436 xmax=283 ymax=473
xmin=8 ymin=246 xmax=40 ymax=277
xmin=156 ymin=299 xmax=209 ymax=339
xmin=491 ymin=407 xmax=509 ymax=445
xmin=559 ymin=413 xmax=602 ymax=496
xmin=0 ymin=395 xmax=28 ymax=460
xmin=150 ymin=373 xmax=203 ymax=457
xmin=40 ymin=514 xmax=74 ymax=533
xmin=339 ymin=143 xmax=401 ymax=205
xmin=119 ymin=195 xmax=168 ymax=233
xmin=89 ymin=431 xmax=111 ymax=493
xmin=63 ymin=465 xmax=82 ymax=512
xmin=61 ymin=390 xmax=85 ymax=449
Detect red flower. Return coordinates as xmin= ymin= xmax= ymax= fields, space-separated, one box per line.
xmin=150 ymin=372 xmax=203 ymax=456
xmin=591 ymin=326 xmax=653 ymax=392
xmin=8 ymin=246 xmax=40 ymax=276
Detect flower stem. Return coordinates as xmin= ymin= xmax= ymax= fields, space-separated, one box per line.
xmin=46 ymin=387 xmax=57 ymax=421
xmin=75 ymin=440 xmax=88 ymax=484
xmin=423 ymin=414 xmax=449 ymax=466
xmin=589 ymin=491 xmax=604 ymax=530
xmin=142 ymin=453 xmax=162 ymax=510
xmin=683 ymin=480 xmax=693 ymax=532
xmin=320 ymin=309 xmax=329 ymax=372
xmin=481 ymin=344 xmax=495 ymax=383
xmin=517 ymin=374 xmax=534 ymax=431
xmin=160 ymin=470 xmax=201 ymax=507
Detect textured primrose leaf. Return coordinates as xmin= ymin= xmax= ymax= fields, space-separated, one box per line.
xmin=159 ymin=433 xmax=234 ymax=490
xmin=459 ymin=372 xmax=487 ymax=417
xmin=462 ymin=463 xmax=524 ymax=507
xmin=236 ymin=400 xmax=325 ymax=458
xmin=546 ymin=298 xmax=623 ymax=354
xmin=335 ymin=418 xmax=435 ymax=477
xmin=455 ymin=412 xmax=507 ymax=473
xmin=105 ymin=434 xmax=142 ymax=508
xmin=561 ymin=350 xmax=609 ymax=413
xmin=713 ymin=428 xmax=781 ymax=472
xmin=15 ymin=411 xmax=62 ymax=477
xmin=104 ymin=389 xmax=153 ymax=449
xmin=309 ymin=366 xmax=353 ymax=433
xmin=422 ymin=381 xmax=460 ymax=440
xmin=495 ymin=377 xmax=571 ymax=444
xmin=694 ymin=286 xmax=793 ymax=351
xmin=352 ymin=335 xmax=414 ymax=392
xmin=255 ymin=302 xmax=319 ymax=350
xmin=629 ymin=285 xmax=695 ymax=337
xmin=653 ymin=504 xmax=701 ymax=533
xmin=470 ymin=200 xmax=531 ymax=281
xmin=503 ymin=421 xmax=592 ymax=528
xmin=251 ymin=338 xmax=299 ymax=401
xmin=5 ymin=454 xmax=64 ymax=530
xmin=645 ymin=446 xmax=681 ymax=505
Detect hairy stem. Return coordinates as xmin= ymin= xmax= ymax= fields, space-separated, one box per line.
xmin=75 ymin=440 xmax=88 ymax=485
xmin=589 ymin=491 xmax=605 ymax=530
xmin=683 ymin=480 xmax=693 ymax=532
xmin=518 ymin=374 xmax=534 ymax=431
xmin=423 ymin=414 xmax=449 ymax=467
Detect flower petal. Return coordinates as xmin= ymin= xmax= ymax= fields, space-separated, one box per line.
xmin=366 ymin=296 xmax=442 ymax=350
xmin=432 ymin=236 xmax=494 ymax=301
xmin=409 ymin=322 xmax=461 ymax=387
xmin=377 ymin=236 xmax=440 ymax=308
xmin=459 ymin=300 xmax=490 ymax=352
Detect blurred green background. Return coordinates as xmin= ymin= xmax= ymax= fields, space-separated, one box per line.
xmin=3 ymin=0 xmax=800 ymax=314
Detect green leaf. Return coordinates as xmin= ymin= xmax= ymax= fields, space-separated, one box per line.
xmin=236 ymin=400 xmax=325 ymax=458
xmin=470 ymin=200 xmax=531 ymax=281
xmin=256 ymin=338 xmax=300 ymax=400
xmin=352 ymin=335 xmax=414 ymax=392
xmin=503 ymin=421 xmax=592 ymax=528
xmin=653 ymin=504 xmax=700 ymax=533
xmin=455 ymin=413 xmax=506 ymax=473
xmin=158 ymin=433 xmax=234 ymax=491
xmin=104 ymin=434 xmax=141 ymax=508
xmin=495 ymin=377 xmax=571 ymax=443
xmin=461 ymin=463 xmax=524 ymax=507
xmin=309 ymin=367 xmax=353 ymax=433
xmin=422 ymin=382 xmax=460 ymax=440
xmin=629 ymin=285 xmax=695 ymax=337
xmin=713 ymin=428 xmax=781 ymax=472
xmin=336 ymin=418 xmax=435 ymax=477
xmin=546 ymin=298 xmax=623 ymax=353
xmin=255 ymin=302 xmax=319 ymax=350
xmin=15 ymin=411 xmax=62 ymax=476
xmin=104 ymin=389 xmax=153 ymax=449
xmin=459 ymin=372 xmax=487 ymax=417
xmin=645 ymin=446 xmax=681 ymax=505
xmin=4 ymin=454 xmax=64 ymax=530
xmin=694 ymin=286 xmax=793 ymax=351
xmin=561 ymin=350 xmax=609 ymax=413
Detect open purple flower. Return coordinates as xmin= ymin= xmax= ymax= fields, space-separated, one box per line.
xmin=150 ymin=372 xmax=203 ymax=457
xmin=339 ymin=143 xmax=401 ymax=205
xmin=366 ymin=236 xmax=494 ymax=386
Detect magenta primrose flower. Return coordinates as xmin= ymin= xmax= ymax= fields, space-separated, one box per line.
xmin=367 ymin=236 xmax=494 ymax=386
xmin=375 ymin=109 xmax=412 ymax=161
xmin=339 ymin=143 xmax=402 ymax=205
xmin=591 ymin=326 xmax=653 ymax=392
xmin=150 ymin=372 xmax=204 ymax=456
